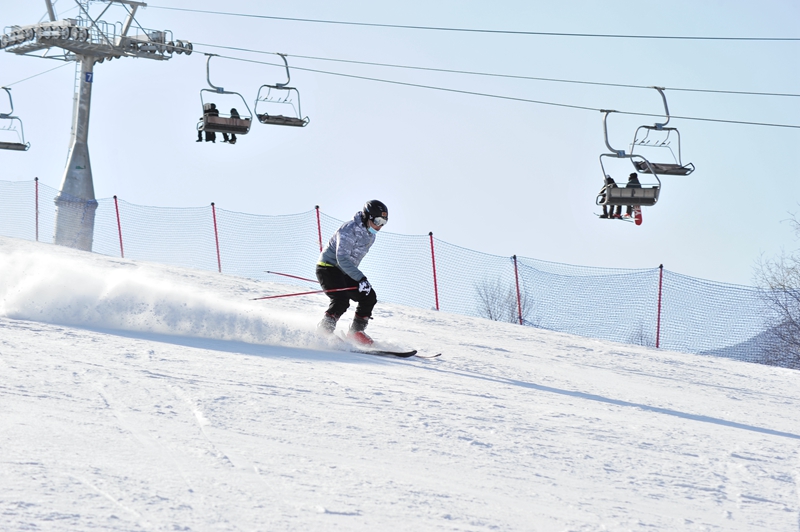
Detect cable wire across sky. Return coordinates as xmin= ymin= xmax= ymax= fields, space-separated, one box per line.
xmin=194 ymin=42 xmax=800 ymax=99
xmin=3 ymin=45 xmax=798 ymax=130
xmin=198 ymin=49 xmax=800 ymax=130
xmin=4 ymin=5 xmax=798 ymax=130
xmin=2 ymin=62 xmax=71 ymax=87
xmin=149 ymin=5 xmax=800 ymax=42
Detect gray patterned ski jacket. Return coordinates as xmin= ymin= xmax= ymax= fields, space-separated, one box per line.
xmin=318 ymin=212 xmax=376 ymax=281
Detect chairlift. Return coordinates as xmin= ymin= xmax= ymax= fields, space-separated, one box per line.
xmin=197 ymin=55 xmax=252 ymax=137
xmin=0 ymin=87 xmax=30 ymax=151
xmin=597 ymin=109 xmax=660 ymax=208
xmin=254 ymin=54 xmax=309 ymax=127
xmin=629 ymin=87 xmax=695 ymax=176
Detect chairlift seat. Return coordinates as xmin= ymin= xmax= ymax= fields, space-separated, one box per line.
xmin=256 ymin=113 xmax=308 ymax=127
xmin=200 ymin=115 xmax=251 ymax=135
xmin=633 ymin=160 xmax=695 ymax=176
xmin=600 ymin=185 xmax=660 ymax=207
xmin=0 ymin=141 xmax=29 ymax=151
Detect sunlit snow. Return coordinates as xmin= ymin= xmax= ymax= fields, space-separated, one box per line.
xmin=1 ymin=236 xmax=799 ymax=531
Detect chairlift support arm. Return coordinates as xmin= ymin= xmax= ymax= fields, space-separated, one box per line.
xmin=275 ymin=53 xmax=291 ymax=88
xmin=601 ymin=110 xmax=625 ymax=156
xmin=1 ymin=87 xmax=15 ymax=117
xmin=205 ymin=54 xmax=225 ymax=92
xmin=599 ymin=108 xmax=662 ymax=188
xmin=652 ymin=86 xmax=671 ymax=129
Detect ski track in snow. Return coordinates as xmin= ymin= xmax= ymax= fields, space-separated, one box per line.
xmin=1 ymin=236 xmax=800 ymax=531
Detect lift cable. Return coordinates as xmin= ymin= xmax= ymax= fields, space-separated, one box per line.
xmin=197 ymin=50 xmax=800 ymax=130
xmin=194 ymin=42 xmax=800 ymax=99
xmin=150 ymin=6 xmax=800 ymax=42
xmin=3 ymin=42 xmax=795 ymax=129
xmin=2 ymin=63 xmax=72 ymax=87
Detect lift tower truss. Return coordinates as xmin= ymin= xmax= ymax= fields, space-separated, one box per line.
xmin=1 ymin=1 xmax=193 ymax=251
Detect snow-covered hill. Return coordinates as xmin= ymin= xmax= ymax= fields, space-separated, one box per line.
xmin=1 ymin=236 xmax=799 ymax=531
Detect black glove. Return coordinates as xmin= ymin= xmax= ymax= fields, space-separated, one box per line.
xmin=358 ymin=277 xmax=372 ymax=296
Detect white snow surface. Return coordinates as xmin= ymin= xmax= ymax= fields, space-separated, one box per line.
xmin=1 ymin=236 xmax=800 ymax=532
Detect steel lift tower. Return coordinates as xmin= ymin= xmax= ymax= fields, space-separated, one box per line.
xmin=1 ymin=1 xmax=192 ymax=251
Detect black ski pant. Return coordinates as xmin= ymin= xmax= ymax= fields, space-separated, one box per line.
xmin=316 ymin=264 xmax=377 ymax=319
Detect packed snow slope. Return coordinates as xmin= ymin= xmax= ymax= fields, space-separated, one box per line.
xmin=1 ymin=236 xmax=799 ymax=532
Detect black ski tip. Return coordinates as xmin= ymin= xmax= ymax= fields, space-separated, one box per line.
xmin=359 ymin=349 xmax=418 ymax=358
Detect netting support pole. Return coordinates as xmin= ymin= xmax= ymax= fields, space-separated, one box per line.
xmin=34 ymin=177 xmax=39 ymax=242
xmin=211 ymin=202 xmax=222 ymax=273
xmin=113 ymin=195 xmax=124 ymax=258
xmin=315 ymin=205 xmax=323 ymax=252
xmin=656 ymin=264 xmax=663 ymax=348
xmin=513 ymin=255 xmax=523 ymax=325
xmin=429 ymin=232 xmax=440 ymax=311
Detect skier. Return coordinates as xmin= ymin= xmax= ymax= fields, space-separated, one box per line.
xmin=197 ymin=103 xmax=218 ymax=143
xmin=315 ymin=200 xmax=388 ymax=345
xmin=624 ymin=172 xmax=641 ymax=218
xmin=598 ymin=175 xmax=621 ymax=219
xmin=222 ymin=108 xmax=239 ymax=145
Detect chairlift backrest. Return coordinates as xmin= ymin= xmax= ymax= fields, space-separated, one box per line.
xmin=599 ymin=152 xmax=661 ymax=189
xmin=597 ymin=182 xmax=660 ymax=207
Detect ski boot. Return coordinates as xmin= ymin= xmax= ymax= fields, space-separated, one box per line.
xmin=316 ymin=313 xmax=339 ymax=336
xmin=347 ymin=314 xmax=374 ymax=345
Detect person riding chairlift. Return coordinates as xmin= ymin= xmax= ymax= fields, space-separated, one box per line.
xmin=197 ymin=103 xmax=218 ymax=143
xmin=599 ymin=175 xmax=621 ymax=219
xmin=624 ymin=172 xmax=641 ymax=219
xmin=222 ymin=108 xmax=240 ymax=145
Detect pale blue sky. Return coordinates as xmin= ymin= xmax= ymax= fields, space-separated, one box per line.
xmin=1 ymin=1 xmax=798 ymax=285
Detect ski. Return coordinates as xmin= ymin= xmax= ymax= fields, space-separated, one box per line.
xmin=355 ymin=348 xmax=418 ymax=358
xmin=595 ymin=213 xmax=633 ymax=223
xmin=353 ymin=348 xmax=441 ymax=359
xmin=413 ymin=352 xmax=442 ymax=359
xmin=329 ymin=332 xmax=440 ymax=359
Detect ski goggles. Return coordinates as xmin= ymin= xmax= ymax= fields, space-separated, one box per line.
xmin=373 ymin=216 xmax=387 ymax=227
